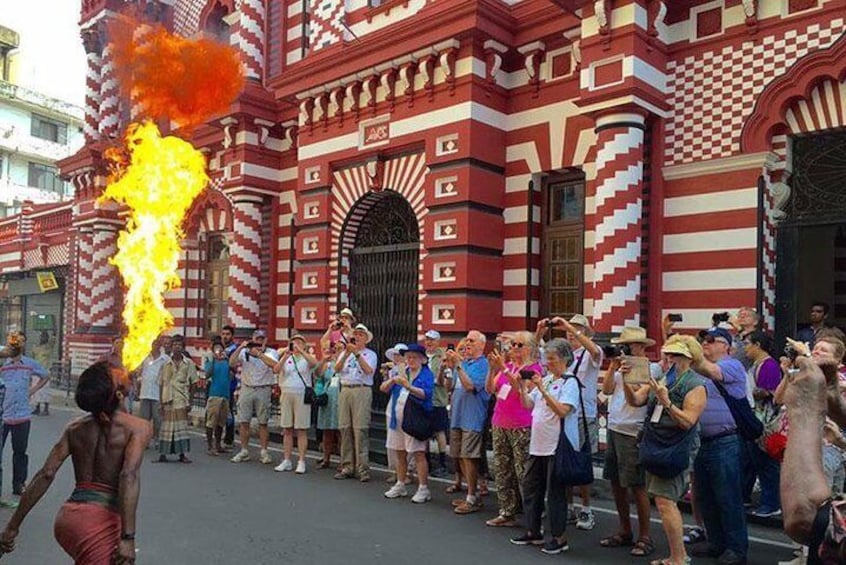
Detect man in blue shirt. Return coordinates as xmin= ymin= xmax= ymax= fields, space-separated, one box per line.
xmin=0 ymin=332 xmax=49 ymax=497
xmin=691 ymin=327 xmax=748 ymax=565
xmin=445 ymin=330 xmax=489 ymax=515
xmin=204 ymin=342 xmax=233 ymax=455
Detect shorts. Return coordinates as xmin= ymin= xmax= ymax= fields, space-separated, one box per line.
xmin=279 ymin=391 xmax=311 ymax=430
xmin=449 ymin=428 xmax=483 ymax=459
xmin=430 ymin=406 xmax=449 ymax=433
xmin=205 ymin=396 xmax=230 ymax=429
xmin=579 ymin=417 xmax=599 ymax=453
xmin=237 ymin=385 xmax=272 ymax=425
xmin=603 ymin=429 xmax=645 ymax=488
xmin=646 ymin=468 xmax=691 ymax=501
xmin=386 ymin=424 xmax=428 ymax=453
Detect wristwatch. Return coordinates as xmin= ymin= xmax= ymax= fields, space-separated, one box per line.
xmin=121 ymin=533 xmax=136 ymax=541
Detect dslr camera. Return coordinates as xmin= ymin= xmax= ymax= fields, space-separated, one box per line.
xmin=712 ymin=311 xmax=730 ymax=325
xmin=601 ymin=344 xmax=632 ymax=358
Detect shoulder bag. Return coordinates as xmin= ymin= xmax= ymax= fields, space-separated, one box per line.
xmin=638 ymin=371 xmax=697 ymax=479
xmin=293 ymin=358 xmax=327 ymax=407
xmin=714 ymin=378 xmax=763 ymax=441
xmin=554 ymin=351 xmax=594 ymax=486
xmin=402 ymin=371 xmax=434 ymax=441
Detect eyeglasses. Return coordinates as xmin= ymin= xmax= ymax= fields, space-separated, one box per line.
xmin=701 ymin=336 xmax=715 ymax=344
xmin=512 ymin=343 xmax=526 ymax=348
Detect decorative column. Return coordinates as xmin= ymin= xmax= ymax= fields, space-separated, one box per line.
xmin=227 ymin=194 xmax=264 ymax=330
xmin=89 ymin=222 xmax=121 ymax=330
xmin=590 ymin=111 xmax=646 ymax=334
xmin=76 ymin=226 xmax=95 ymax=328
xmin=81 ymin=29 xmax=102 ymax=144
xmin=98 ymin=40 xmax=120 ymax=139
xmin=237 ymin=0 xmax=266 ymax=81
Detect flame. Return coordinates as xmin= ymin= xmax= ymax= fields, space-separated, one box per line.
xmin=100 ymin=122 xmax=208 ymax=370
xmin=97 ymin=19 xmax=243 ymax=369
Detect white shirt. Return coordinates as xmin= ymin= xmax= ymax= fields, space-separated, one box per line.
xmin=139 ymin=353 xmax=170 ymax=400
xmin=607 ymin=364 xmax=661 ymax=436
xmin=238 ymin=349 xmax=278 ymax=387
xmin=529 ymin=376 xmax=580 ymax=456
xmin=568 ymin=347 xmax=603 ymax=419
xmin=338 ymin=348 xmax=378 ymax=386
xmin=278 ymin=354 xmax=312 ymax=392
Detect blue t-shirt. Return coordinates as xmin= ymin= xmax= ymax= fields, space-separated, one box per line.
xmin=1 ymin=357 xmax=48 ymax=423
xmin=450 ymin=356 xmax=490 ymax=433
xmin=204 ymin=358 xmax=231 ymax=399
xmin=699 ymin=357 xmax=747 ymax=438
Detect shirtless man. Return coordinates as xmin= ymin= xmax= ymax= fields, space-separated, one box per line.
xmin=0 ymin=361 xmax=152 ymax=564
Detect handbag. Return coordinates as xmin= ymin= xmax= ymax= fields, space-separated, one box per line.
xmin=554 ymin=374 xmax=595 ymax=486
xmin=402 ymin=395 xmax=433 ymax=441
xmin=293 ymin=359 xmax=327 ymax=407
xmin=638 ymin=371 xmax=696 ymax=479
xmin=714 ymin=379 xmax=763 ymax=441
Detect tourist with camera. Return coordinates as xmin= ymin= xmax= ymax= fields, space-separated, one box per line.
xmin=334 ymin=324 xmax=378 ymax=482
xmin=315 ymin=341 xmax=341 ymax=469
xmin=731 ymin=307 xmax=761 ymax=369
xmin=599 ymin=327 xmax=661 ymax=557
xmin=270 ymin=335 xmax=318 ymax=474
xmin=509 ymin=338 xmax=579 ymax=555
xmin=320 ymin=307 xmax=356 ymax=352
xmin=484 ymin=331 xmax=542 ymax=527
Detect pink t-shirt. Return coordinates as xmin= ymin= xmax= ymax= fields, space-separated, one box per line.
xmin=491 ymin=361 xmax=542 ymax=429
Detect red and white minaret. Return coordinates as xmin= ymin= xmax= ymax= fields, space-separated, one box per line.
xmin=227 ymin=194 xmax=264 ymax=330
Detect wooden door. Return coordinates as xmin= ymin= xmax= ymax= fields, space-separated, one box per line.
xmin=542 ymin=176 xmax=585 ymax=320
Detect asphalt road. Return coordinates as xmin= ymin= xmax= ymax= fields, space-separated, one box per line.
xmin=0 ymin=408 xmax=797 ymax=564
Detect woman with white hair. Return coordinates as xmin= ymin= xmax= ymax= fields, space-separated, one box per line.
xmin=485 ymin=330 xmax=542 ymax=527
xmin=380 ymin=344 xmax=435 ymax=504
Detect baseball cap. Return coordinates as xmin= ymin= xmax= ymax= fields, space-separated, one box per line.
xmin=252 ymin=329 xmax=267 ymax=339
xmin=705 ymin=327 xmax=733 ymax=345
xmin=424 ymin=330 xmax=441 ymax=340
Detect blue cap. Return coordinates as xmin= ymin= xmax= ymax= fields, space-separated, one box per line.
xmin=706 ymin=327 xmax=733 ymax=344
xmin=403 ymin=343 xmax=428 ymax=361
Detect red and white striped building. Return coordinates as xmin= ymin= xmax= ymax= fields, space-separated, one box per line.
xmin=1 ymin=0 xmax=844 ymax=373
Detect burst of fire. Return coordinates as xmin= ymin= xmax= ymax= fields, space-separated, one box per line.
xmin=100 ymin=122 xmax=208 ymax=370
xmin=98 ymin=17 xmax=244 ymax=370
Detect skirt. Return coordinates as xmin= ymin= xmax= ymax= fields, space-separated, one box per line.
xmin=317 ymin=385 xmax=340 ymax=430
xmin=159 ymin=406 xmax=191 ymax=455
xmin=54 ymin=501 xmax=121 ymax=564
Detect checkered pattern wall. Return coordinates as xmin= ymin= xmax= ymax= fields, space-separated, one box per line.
xmin=665 ymin=19 xmax=846 ymax=166
xmin=308 ymin=0 xmax=346 ymax=52
xmin=173 ymin=0 xmax=206 ymax=37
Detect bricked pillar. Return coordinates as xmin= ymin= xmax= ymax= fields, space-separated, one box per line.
xmin=81 ymin=28 xmax=102 ymax=144
xmin=227 ymin=194 xmax=264 ymax=331
xmin=589 ymin=111 xmax=646 ymax=334
xmin=98 ymin=40 xmax=120 ymax=139
xmin=237 ymin=0 xmax=266 ymax=81
xmin=89 ymin=222 xmax=121 ymax=330
xmin=76 ymin=226 xmax=95 ymax=328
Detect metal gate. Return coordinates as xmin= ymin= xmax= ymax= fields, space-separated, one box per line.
xmin=347 ymin=192 xmax=420 ymax=412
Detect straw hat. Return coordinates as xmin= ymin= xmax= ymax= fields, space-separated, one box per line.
xmin=353 ymin=323 xmax=373 ymax=344
xmin=661 ymin=340 xmax=693 ymax=359
xmin=568 ymin=314 xmax=594 ymax=335
xmin=385 ymin=343 xmax=408 ymax=360
xmin=611 ymin=326 xmax=655 ymax=346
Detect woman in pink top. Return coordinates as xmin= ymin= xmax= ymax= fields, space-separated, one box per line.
xmin=485 ymin=331 xmax=542 ymax=527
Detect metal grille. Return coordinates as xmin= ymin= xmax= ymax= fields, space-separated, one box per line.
xmin=788 ymin=131 xmax=846 ymax=226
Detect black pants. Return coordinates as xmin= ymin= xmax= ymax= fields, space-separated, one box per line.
xmin=523 ymin=454 xmax=568 ymax=539
xmin=224 ymin=390 xmax=236 ymax=445
xmin=2 ymin=421 xmax=31 ymax=492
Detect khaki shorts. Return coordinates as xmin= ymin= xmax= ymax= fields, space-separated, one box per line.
xmin=279 ymin=391 xmax=311 ymax=430
xmin=646 ymin=470 xmax=689 ymax=501
xmin=449 ymin=429 xmax=483 ymax=459
xmin=205 ymin=396 xmax=230 ymax=429
xmin=237 ymin=385 xmax=272 ymax=425
xmin=603 ymin=429 xmax=645 ymax=488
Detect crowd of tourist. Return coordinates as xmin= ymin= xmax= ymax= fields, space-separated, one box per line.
xmin=127 ymin=302 xmax=846 ymax=564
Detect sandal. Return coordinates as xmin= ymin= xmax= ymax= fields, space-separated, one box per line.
xmin=486 ymin=515 xmax=518 ymax=527
xmin=478 ymin=482 xmax=489 ymax=497
xmin=445 ymin=484 xmax=464 ymax=494
xmin=650 ymin=558 xmax=690 ymax=565
xmin=454 ymin=500 xmax=483 ymax=515
xmin=631 ymin=537 xmax=656 ymax=557
xmin=600 ymin=532 xmax=634 ymax=547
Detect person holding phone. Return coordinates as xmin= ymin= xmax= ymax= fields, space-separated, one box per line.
xmin=270 ymin=335 xmax=317 ymax=474
xmin=315 ymin=342 xmax=342 ymax=469
xmin=485 ymin=330 xmax=542 ymax=527
xmin=203 ymin=342 xmax=234 ymax=455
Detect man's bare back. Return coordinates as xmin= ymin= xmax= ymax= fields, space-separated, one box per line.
xmin=67 ymin=411 xmax=150 ymax=490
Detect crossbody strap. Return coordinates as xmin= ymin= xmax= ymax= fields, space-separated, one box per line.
xmin=290 ymin=356 xmax=310 ymax=388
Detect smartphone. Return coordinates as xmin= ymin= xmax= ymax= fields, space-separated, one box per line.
xmin=545 ymin=320 xmax=555 ymax=329
xmin=668 ymin=313 xmax=683 ymax=323
xmin=288 ymin=343 xmax=294 ymax=352
xmin=350 ymin=337 xmax=357 ymax=345
xmin=519 ymin=369 xmax=536 ymax=380
xmin=494 ymin=340 xmax=502 ymax=354
xmin=447 ymin=344 xmax=455 ymax=352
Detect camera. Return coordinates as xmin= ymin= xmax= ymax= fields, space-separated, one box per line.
xmin=332 ymin=321 xmax=343 ymax=330
xmin=288 ymin=343 xmax=294 ymax=352
xmin=712 ymin=311 xmax=730 ymax=325
xmin=447 ymin=344 xmax=455 ymax=352
xmin=668 ymin=313 xmax=683 ymax=323
xmin=519 ymin=369 xmax=536 ymax=380
xmin=350 ymin=337 xmax=357 ymax=345
xmin=602 ymin=344 xmax=632 ymax=358
xmin=545 ymin=320 xmax=555 ymax=329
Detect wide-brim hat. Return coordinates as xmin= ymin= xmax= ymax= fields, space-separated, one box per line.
xmin=611 ymin=326 xmax=655 ymax=346
xmin=402 ymin=343 xmax=428 ymax=362
xmin=424 ymin=329 xmax=441 ymax=340
xmin=339 ymin=308 xmax=356 ymax=322
xmin=290 ymin=334 xmax=307 ymax=343
xmin=568 ymin=314 xmax=593 ymax=335
xmin=385 ymin=343 xmax=408 ymax=360
xmin=661 ymin=341 xmax=693 ymax=359
xmin=353 ymin=323 xmax=373 ymax=344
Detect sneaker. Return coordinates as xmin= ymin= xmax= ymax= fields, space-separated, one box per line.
xmin=411 ymin=486 xmax=431 ymax=504
xmin=752 ymin=506 xmax=782 ymax=518
xmin=576 ymin=509 xmax=595 ymax=531
xmin=295 ymin=460 xmax=306 ymax=474
xmin=259 ymin=450 xmax=273 ymax=465
xmin=683 ymin=526 xmax=706 ymax=544
xmin=541 ymin=540 xmax=570 ymax=555
xmin=566 ymin=509 xmax=578 ymax=525
xmin=510 ymin=533 xmax=544 ymax=546
xmin=274 ymin=459 xmax=293 ymax=472
xmin=384 ymin=482 xmax=409 ymax=499
xmin=717 ymin=549 xmax=747 ymax=565
xmin=230 ymin=450 xmax=250 ymax=463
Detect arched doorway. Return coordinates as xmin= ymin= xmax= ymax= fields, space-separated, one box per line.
xmin=346 ymin=190 xmax=420 ymax=362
